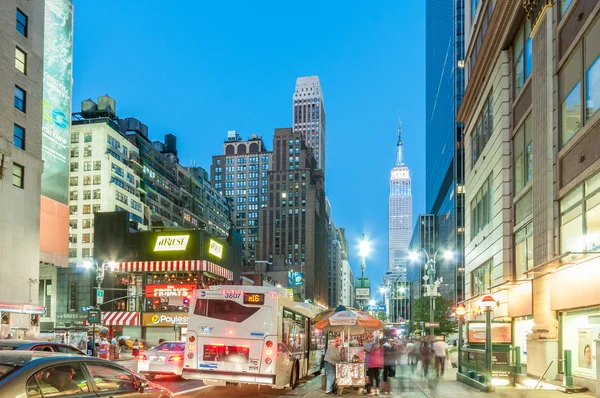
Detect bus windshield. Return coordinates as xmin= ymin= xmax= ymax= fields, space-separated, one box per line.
xmin=193 ymin=298 xmax=260 ymax=323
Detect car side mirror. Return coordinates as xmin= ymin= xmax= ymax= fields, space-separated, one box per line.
xmin=138 ymin=378 xmax=148 ymax=391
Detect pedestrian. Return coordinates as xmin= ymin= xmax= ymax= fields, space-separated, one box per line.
xmin=381 ymin=339 xmax=397 ymax=395
xmin=368 ymin=338 xmax=384 ymax=396
xmin=110 ymin=336 xmax=117 ymax=345
xmin=132 ymin=339 xmax=140 ymax=357
xmin=5 ymin=333 xmax=12 ymax=340
xmin=118 ymin=338 xmax=126 ymax=354
xmin=158 ymin=338 xmax=166 ymax=344
xmin=364 ymin=334 xmax=374 ymax=393
xmin=419 ymin=341 xmax=433 ymax=378
xmin=432 ymin=337 xmax=448 ymax=377
xmin=324 ymin=338 xmax=342 ymax=394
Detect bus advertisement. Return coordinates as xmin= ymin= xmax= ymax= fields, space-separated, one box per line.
xmin=182 ymin=286 xmax=326 ymax=388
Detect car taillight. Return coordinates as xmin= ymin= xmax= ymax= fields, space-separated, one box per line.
xmin=265 ymin=358 xmax=272 ymax=364
xmin=168 ymin=356 xmax=183 ymax=362
xmin=266 ymin=340 xmax=273 ymax=348
xmin=138 ymin=354 xmax=147 ymax=360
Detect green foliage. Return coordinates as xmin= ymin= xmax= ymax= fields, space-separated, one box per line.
xmin=409 ymin=296 xmax=457 ymax=337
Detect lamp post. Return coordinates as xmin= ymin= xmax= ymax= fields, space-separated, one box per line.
xmin=481 ymin=295 xmax=496 ymax=385
xmin=379 ymin=286 xmax=388 ymax=321
xmin=83 ymin=258 xmax=117 ymax=356
xmin=455 ymin=304 xmax=467 ymax=375
xmin=358 ymin=235 xmax=371 ymax=310
xmin=409 ymin=249 xmax=453 ymax=337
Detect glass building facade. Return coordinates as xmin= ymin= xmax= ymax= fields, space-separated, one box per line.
xmin=425 ymin=0 xmax=465 ymax=303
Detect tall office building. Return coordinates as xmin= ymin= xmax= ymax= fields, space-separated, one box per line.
xmin=0 ymin=0 xmax=48 ymax=336
xmin=424 ymin=0 xmax=465 ymax=303
xmin=257 ymin=128 xmax=328 ymax=306
xmin=388 ymin=121 xmax=412 ymax=274
xmin=211 ymin=131 xmax=272 ymax=263
xmin=292 ymin=76 xmax=326 ymax=174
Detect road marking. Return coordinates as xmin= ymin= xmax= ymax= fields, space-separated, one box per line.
xmin=173 ymin=385 xmax=212 ymax=396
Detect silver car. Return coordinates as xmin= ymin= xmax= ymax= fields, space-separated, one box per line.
xmin=137 ymin=341 xmax=185 ymax=379
xmin=0 ymin=351 xmax=173 ymax=397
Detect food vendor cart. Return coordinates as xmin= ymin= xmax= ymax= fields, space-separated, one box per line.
xmin=315 ymin=308 xmax=382 ymax=395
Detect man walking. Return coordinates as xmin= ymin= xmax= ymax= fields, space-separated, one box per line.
xmin=324 ymin=338 xmax=342 ymax=394
xmin=432 ymin=337 xmax=448 ymax=377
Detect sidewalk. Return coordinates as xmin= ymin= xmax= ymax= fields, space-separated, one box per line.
xmin=289 ymin=367 xmax=595 ymax=397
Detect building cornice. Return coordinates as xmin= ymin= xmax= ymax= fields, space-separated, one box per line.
xmin=457 ymin=0 xmax=522 ymax=125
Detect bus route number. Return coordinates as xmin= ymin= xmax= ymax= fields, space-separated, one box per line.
xmin=243 ymin=293 xmax=265 ymax=305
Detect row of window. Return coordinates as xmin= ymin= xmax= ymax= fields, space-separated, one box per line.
xmin=70 ymin=189 xmax=101 ymax=201
xmin=216 ymin=155 xmax=270 ymax=166
xmin=70 ymin=204 xmax=101 ymax=215
xmin=471 ymin=94 xmax=493 ymax=166
xmin=470 ymin=174 xmax=492 ymax=238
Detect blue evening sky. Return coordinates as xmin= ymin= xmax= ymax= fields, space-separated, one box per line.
xmin=72 ymin=0 xmax=426 ymax=292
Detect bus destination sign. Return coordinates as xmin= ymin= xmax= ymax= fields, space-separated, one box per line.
xmin=243 ymin=293 xmax=265 ymax=305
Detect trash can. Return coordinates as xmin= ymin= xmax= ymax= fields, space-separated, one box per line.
xmin=99 ymin=341 xmax=110 ymax=359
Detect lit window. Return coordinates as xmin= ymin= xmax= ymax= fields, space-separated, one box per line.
xmin=12 ymin=163 xmax=24 ymax=188
xmin=15 ymin=47 xmax=26 ymax=74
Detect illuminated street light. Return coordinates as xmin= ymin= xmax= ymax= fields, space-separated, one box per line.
xmin=409 ymin=251 xmax=420 ymax=261
xmin=443 ymin=250 xmax=454 ymax=260
xmin=358 ymin=238 xmax=371 ymax=259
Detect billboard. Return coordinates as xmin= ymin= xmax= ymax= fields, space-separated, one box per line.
xmin=42 ymin=0 xmax=73 ymax=205
xmin=467 ymin=322 xmax=512 ymax=344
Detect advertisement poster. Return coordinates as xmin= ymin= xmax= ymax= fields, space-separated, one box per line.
xmin=42 ymin=0 xmax=73 ymax=204
xmin=468 ymin=322 xmax=512 ymax=344
xmin=578 ymin=328 xmax=593 ymax=369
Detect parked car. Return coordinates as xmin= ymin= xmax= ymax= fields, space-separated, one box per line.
xmin=137 ymin=341 xmax=185 ymax=379
xmin=0 ymin=351 xmax=173 ymax=397
xmin=119 ymin=336 xmax=145 ymax=350
xmin=0 ymin=340 xmax=86 ymax=355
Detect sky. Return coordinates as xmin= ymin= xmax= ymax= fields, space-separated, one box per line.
xmin=71 ymin=0 xmax=426 ymax=291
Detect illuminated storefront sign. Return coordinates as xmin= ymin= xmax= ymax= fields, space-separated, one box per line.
xmin=143 ymin=313 xmax=188 ymax=327
xmin=208 ymin=239 xmax=223 ymax=258
xmin=42 ymin=0 xmax=73 ymax=204
xmin=145 ymin=284 xmax=195 ymax=298
xmin=153 ymin=235 xmax=190 ymax=251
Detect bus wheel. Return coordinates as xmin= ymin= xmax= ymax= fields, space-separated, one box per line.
xmin=289 ymin=361 xmax=299 ymax=389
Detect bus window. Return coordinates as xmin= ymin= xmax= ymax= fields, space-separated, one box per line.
xmin=282 ymin=316 xmax=306 ymax=354
xmin=194 ymin=299 xmax=260 ymax=323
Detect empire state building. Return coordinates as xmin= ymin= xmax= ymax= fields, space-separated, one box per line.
xmin=388 ymin=120 xmax=412 ymax=273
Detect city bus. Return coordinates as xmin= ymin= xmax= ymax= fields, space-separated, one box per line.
xmin=182 ymin=285 xmax=326 ymax=388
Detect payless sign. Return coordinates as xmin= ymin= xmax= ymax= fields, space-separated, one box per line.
xmin=143 ymin=313 xmax=189 ymax=327
xmin=154 ymin=235 xmax=190 ymax=252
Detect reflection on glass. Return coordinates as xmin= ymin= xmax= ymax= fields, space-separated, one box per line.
xmin=560 ymin=0 xmax=573 ymax=17
xmin=586 ymin=57 xmax=600 ymax=121
xmin=561 ymin=206 xmax=583 ymax=252
xmin=561 ymin=82 xmax=581 ymax=145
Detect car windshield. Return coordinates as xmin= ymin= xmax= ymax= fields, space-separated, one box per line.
xmin=0 ymin=364 xmax=20 ymax=381
xmin=154 ymin=343 xmax=184 ymax=351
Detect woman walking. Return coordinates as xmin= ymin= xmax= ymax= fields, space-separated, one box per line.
xmin=419 ymin=341 xmax=433 ymax=378
xmin=368 ymin=339 xmax=384 ymax=396
xmin=381 ymin=339 xmax=397 ymax=395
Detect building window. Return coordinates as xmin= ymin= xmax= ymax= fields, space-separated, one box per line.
xmin=15 ymin=47 xmax=26 ymax=74
xmin=515 ymin=223 xmax=533 ymax=278
xmin=93 ymin=161 xmax=101 ymax=171
xmin=84 ymin=146 xmax=92 ymax=157
xmin=470 ymin=174 xmax=492 ymax=238
xmin=514 ymin=114 xmax=532 ymax=193
xmin=84 ymin=133 xmax=92 ymax=143
xmin=93 ymin=204 xmax=101 ymax=213
xmin=13 ymin=124 xmax=25 ymax=149
xmin=560 ymin=18 xmax=600 ymax=146
xmin=560 ymin=171 xmax=600 ymax=253
xmin=69 ymin=190 xmax=78 ymax=201
xmin=16 ymin=9 xmax=27 ymax=37
xmin=82 ymin=219 xmax=91 ymax=229
xmin=471 ymin=93 xmax=493 ymax=166
xmin=471 ymin=259 xmax=492 ymax=296
xmin=93 ymin=189 xmax=101 ymax=199
xmin=514 ymin=19 xmax=532 ymax=96
xmin=82 ymin=234 xmax=91 ymax=244
xmin=69 ymin=176 xmax=78 ymax=187
xmin=83 ymin=205 xmax=91 ymax=215
xmin=12 ymin=163 xmax=24 ymax=188
xmin=71 ymin=133 xmax=79 ymax=144
xmin=83 ymin=176 xmax=91 ymax=186
xmin=14 ymin=86 xmax=26 ymax=112
xmin=93 ymin=175 xmax=101 ymax=185
xmin=83 ymin=190 xmax=91 ymax=200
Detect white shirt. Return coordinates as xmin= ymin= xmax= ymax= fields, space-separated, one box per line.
xmin=432 ymin=341 xmax=448 ymax=357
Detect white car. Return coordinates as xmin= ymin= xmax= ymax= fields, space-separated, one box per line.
xmin=137 ymin=341 xmax=185 ymax=379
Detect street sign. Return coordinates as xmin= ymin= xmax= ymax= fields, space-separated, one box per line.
xmin=87 ymin=309 xmax=101 ymax=324
xmin=96 ymin=289 xmax=104 ymax=304
xmin=366 ymin=305 xmax=386 ymax=312
xmin=81 ymin=305 xmax=94 ymax=312
xmin=424 ymin=285 xmax=440 ymax=297
xmin=425 ymin=322 xmax=440 ymax=328
xmin=355 ymin=288 xmax=370 ymax=299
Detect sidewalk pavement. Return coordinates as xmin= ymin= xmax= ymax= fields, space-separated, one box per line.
xmin=287 ymin=366 xmax=595 ymax=398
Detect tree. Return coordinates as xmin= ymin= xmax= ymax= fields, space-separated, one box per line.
xmin=409 ymin=296 xmax=457 ymax=337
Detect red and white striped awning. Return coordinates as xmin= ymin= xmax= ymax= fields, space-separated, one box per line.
xmin=83 ymin=312 xmax=140 ymax=326
xmin=117 ymin=260 xmax=233 ymax=280
xmin=103 ymin=312 xmax=140 ymax=326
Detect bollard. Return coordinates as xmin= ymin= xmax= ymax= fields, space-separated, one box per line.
xmin=564 ymin=350 xmax=573 ymax=388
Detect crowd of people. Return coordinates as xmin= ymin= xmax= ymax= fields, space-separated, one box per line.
xmin=324 ymin=333 xmax=458 ymax=396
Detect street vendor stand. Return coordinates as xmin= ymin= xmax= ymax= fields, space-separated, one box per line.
xmin=315 ymin=308 xmax=382 ymax=396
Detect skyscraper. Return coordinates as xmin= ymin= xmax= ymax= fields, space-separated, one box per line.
xmin=388 ymin=120 xmax=412 ymax=274
xmin=292 ymin=76 xmax=326 ymax=174
xmin=424 ymin=0 xmax=465 ymax=303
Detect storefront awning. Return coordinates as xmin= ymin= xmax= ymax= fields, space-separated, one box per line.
xmin=84 ymin=312 xmax=140 ymax=326
xmin=117 ymin=260 xmax=233 ymax=280
xmin=0 ymin=302 xmax=45 ymax=315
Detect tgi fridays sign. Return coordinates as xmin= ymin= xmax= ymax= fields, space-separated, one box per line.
xmin=145 ymin=284 xmax=196 ymax=298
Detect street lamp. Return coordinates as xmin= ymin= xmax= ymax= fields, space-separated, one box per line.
xmin=455 ymin=304 xmax=467 ymax=374
xmin=481 ymin=295 xmax=496 ymax=385
xmin=357 ymin=234 xmax=371 ymax=310
xmin=409 ymin=248 xmax=453 ymax=337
